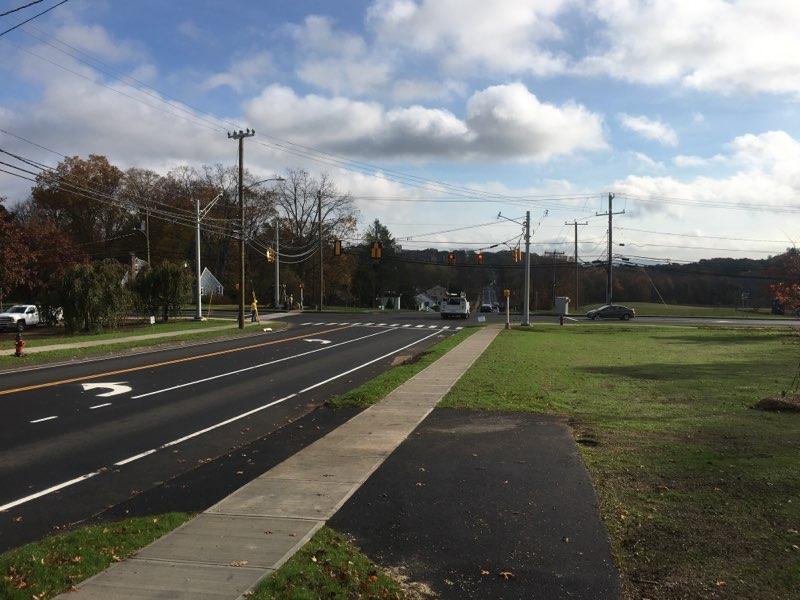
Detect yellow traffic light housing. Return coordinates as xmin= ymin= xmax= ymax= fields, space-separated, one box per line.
xmin=265 ymin=247 xmax=275 ymax=263
xmin=447 ymin=252 xmax=456 ymax=265
xmin=370 ymin=241 xmax=383 ymax=260
xmin=334 ymin=239 xmax=342 ymax=256
xmin=475 ymin=252 xmax=484 ymax=265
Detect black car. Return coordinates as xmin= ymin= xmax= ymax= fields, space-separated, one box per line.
xmin=586 ymin=304 xmax=636 ymax=320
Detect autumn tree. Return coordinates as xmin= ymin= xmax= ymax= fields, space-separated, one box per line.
xmin=0 ymin=200 xmax=31 ymax=308
xmin=133 ymin=261 xmax=192 ymax=322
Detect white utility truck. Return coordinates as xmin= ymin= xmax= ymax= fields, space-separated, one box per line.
xmin=440 ymin=294 xmax=471 ymax=319
xmin=0 ymin=304 xmax=41 ymax=331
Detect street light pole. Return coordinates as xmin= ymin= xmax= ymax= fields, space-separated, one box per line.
xmin=523 ymin=211 xmax=531 ymax=326
xmin=195 ymin=199 xmax=202 ymax=320
xmin=274 ymin=217 xmax=280 ymax=309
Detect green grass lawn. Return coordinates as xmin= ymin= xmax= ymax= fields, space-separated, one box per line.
xmin=442 ymin=325 xmax=800 ymax=599
xmin=254 ymin=527 xmax=405 ymax=599
xmin=0 ymin=320 xmax=285 ymax=369
xmin=0 ymin=513 xmax=190 ymax=600
xmin=579 ymin=301 xmax=792 ymax=319
xmin=328 ymin=326 xmax=478 ymax=408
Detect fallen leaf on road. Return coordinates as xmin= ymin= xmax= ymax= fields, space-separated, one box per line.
xmin=499 ymin=571 xmax=514 ymax=580
xmin=265 ymin=530 xmax=273 ymax=535
xmin=12 ymin=516 xmax=22 ymax=523
xmin=480 ymin=569 xmax=490 ymax=576
xmin=230 ymin=560 xmax=249 ymax=567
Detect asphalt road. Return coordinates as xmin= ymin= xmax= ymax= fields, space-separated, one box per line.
xmin=0 ymin=320 xmax=454 ymax=551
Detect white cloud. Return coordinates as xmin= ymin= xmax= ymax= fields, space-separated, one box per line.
xmin=177 ymin=21 xmax=203 ymax=41
xmin=581 ymin=0 xmax=800 ymax=97
xmin=632 ymin=151 xmax=663 ymax=169
xmin=673 ymin=155 xmax=710 ymax=168
xmin=618 ymin=113 xmax=678 ymax=146
xmin=201 ymin=52 xmax=273 ymax=92
xmin=244 ymin=82 xmax=606 ymax=161
xmin=54 ymin=23 xmax=143 ymax=63
xmin=614 ymin=131 xmax=800 ymax=214
xmin=367 ymin=0 xmax=572 ymax=76
xmin=289 ymin=15 xmax=391 ymax=95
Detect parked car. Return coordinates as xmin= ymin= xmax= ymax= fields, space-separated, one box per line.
xmin=0 ymin=304 xmax=41 ymax=331
xmin=586 ymin=304 xmax=635 ymax=321
xmin=479 ymin=304 xmax=493 ymax=313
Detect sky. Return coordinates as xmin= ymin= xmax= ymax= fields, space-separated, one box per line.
xmin=1 ymin=0 xmax=800 ymax=263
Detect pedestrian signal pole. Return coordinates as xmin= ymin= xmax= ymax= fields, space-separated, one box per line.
xmin=504 ymin=288 xmax=511 ymax=330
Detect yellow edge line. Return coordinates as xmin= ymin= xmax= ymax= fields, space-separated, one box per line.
xmin=0 ymin=325 xmax=353 ymax=397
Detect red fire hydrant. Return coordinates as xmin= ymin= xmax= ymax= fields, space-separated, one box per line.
xmin=14 ymin=332 xmax=25 ymax=357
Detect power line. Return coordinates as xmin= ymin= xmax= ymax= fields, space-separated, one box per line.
xmin=0 ymin=0 xmax=46 ymax=17
xmin=0 ymin=0 xmax=67 ymax=37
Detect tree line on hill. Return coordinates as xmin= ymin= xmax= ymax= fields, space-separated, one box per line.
xmin=1 ymin=154 xmax=797 ymax=328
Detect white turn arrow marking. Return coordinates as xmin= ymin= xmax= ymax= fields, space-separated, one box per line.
xmin=303 ymin=338 xmax=332 ymax=345
xmin=81 ymin=381 xmax=132 ymax=397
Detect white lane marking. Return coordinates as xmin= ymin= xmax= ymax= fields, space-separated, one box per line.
xmin=299 ymin=328 xmax=444 ymax=394
xmin=30 ymin=416 xmax=57 ymax=423
xmin=132 ymin=328 xmax=394 ymax=399
xmin=377 ymin=323 xmax=387 ymax=326
xmin=81 ymin=382 xmax=132 ymax=397
xmin=456 ymin=326 xmax=463 ymax=330
xmin=326 ymin=322 xmax=337 ymax=325
xmin=161 ymin=393 xmax=297 ymax=450
xmin=4 ymin=327 xmax=447 ymax=511
xmin=442 ymin=326 xmax=450 ymax=330
xmin=402 ymin=324 xmax=411 ymax=328
xmin=313 ymin=322 xmax=325 ymax=325
xmin=415 ymin=324 xmax=424 ymax=328
xmin=114 ymin=449 xmax=156 ymax=466
xmin=363 ymin=322 xmax=374 ymax=326
xmin=0 ymin=471 xmax=99 ymax=512
xmin=304 ymin=338 xmax=332 ymax=345
xmin=428 ymin=325 xmax=437 ymax=329
xmin=390 ymin=323 xmax=400 ymax=327
xmin=301 ymin=322 xmax=311 ymax=325
xmin=89 ymin=403 xmax=112 ymax=410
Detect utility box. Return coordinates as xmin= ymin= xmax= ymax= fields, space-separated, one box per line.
xmin=555 ymin=296 xmax=570 ymax=315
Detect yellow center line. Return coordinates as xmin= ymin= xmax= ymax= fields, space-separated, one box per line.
xmin=0 ymin=325 xmax=354 ymax=397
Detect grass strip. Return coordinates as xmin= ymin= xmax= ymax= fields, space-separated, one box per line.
xmin=0 ymin=513 xmax=190 ymax=600
xmin=253 ymin=526 xmax=404 ymax=600
xmin=441 ymin=325 xmax=800 ymax=599
xmin=0 ymin=322 xmax=285 ymax=369
xmin=328 ymin=326 xmax=479 ymax=409
xmin=579 ymin=301 xmax=791 ymax=319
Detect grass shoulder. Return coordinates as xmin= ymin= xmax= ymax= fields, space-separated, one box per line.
xmin=442 ymin=324 xmax=800 ymax=599
xmin=253 ymin=526 xmax=406 ymax=599
xmin=0 ymin=513 xmax=190 ymax=600
xmin=329 ymin=326 xmax=479 ymax=409
xmin=0 ymin=321 xmax=286 ymax=369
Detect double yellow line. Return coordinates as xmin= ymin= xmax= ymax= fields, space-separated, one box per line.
xmin=0 ymin=324 xmax=353 ymax=397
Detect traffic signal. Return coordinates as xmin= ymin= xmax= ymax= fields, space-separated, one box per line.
xmin=475 ymin=252 xmax=484 ymax=265
xmin=370 ymin=241 xmax=382 ymax=260
xmin=333 ymin=239 xmax=342 ymax=256
xmin=265 ymin=247 xmax=275 ymax=263
xmin=512 ymin=248 xmax=522 ymax=263
xmin=447 ymin=252 xmax=456 ymax=265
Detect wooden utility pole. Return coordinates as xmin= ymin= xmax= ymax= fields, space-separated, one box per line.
xmin=566 ymin=220 xmax=588 ymax=310
xmin=596 ymin=193 xmax=624 ymax=305
xmin=544 ymin=250 xmax=566 ymax=307
xmin=317 ymin=189 xmax=323 ymax=312
xmin=227 ymin=128 xmax=255 ymax=329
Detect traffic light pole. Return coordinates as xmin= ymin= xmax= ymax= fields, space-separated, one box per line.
xmin=522 ymin=210 xmax=531 ymax=326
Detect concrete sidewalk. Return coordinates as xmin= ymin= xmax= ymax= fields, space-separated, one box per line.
xmin=60 ymin=325 xmax=501 ymax=599
xmin=10 ymin=315 xmax=292 ymax=355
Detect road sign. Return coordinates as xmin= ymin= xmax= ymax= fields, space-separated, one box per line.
xmin=503 ymin=289 xmax=510 ymax=298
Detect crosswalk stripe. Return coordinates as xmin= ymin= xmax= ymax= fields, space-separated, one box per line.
xmin=428 ymin=325 xmax=437 ymax=329
xmin=456 ymin=326 xmax=463 ymax=330
xmin=390 ymin=324 xmax=400 ymax=327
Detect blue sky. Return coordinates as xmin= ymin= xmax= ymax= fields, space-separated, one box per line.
xmin=2 ymin=0 xmax=800 ymax=261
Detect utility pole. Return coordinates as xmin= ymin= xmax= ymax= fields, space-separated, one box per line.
xmin=566 ymin=220 xmax=588 ymax=309
xmin=145 ymin=208 xmax=151 ymax=265
xmin=317 ymin=189 xmax=323 ymax=312
xmin=544 ymin=250 xmax=565 ymax=307
xmin=522 ymin=210 xmax=531 ymax=326
xmin=596 ymin=193 xmax=624 ymax=305
xmin=227 ymin=128 xmax=255 ymax=329
xmin=274 ymin=217 xmax=280 ymax=309
xmin=195 ymin=199 xmax=202 ymax=320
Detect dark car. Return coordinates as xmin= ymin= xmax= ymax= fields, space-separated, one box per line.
xmin=586 ymin=304 xmax=636 ymax=321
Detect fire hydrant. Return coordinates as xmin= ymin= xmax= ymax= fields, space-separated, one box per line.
xmin=14 ymin=332 xmax=25 ymax=357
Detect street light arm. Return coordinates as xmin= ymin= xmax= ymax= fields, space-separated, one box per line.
xmin=199 ymin=191 xmax=224 ymax=220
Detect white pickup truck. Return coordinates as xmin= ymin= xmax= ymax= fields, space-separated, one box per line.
xmin=0 ymin=304 xmax=41 ymax=331
xmin=440 ymin=294 xmax=471 ymax=319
